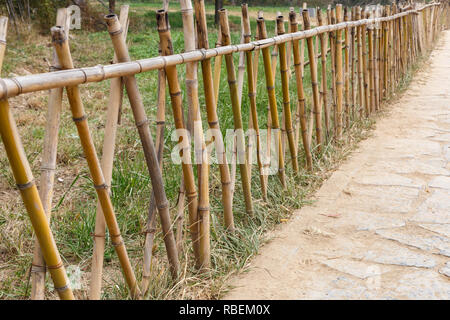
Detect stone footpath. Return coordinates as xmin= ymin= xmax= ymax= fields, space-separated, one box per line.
xmin=224 ymin=30 xmax=450 ymax=300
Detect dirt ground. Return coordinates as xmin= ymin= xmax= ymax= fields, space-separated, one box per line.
xmin=224 ymin=30 xmax=450 ymax=299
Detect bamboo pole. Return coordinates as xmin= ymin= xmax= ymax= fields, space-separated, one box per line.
xmin=334 ymin=4 xmax=344 ymax=139
xmin=242 ymin=3 xmax=267 ymax=200
xmin=361 ymin=9 xmax=370 ymax=117
xmin=277 ymin=15 xmax=299 ymax=174
xmin=30 ymin=8 xmax=69 ymax=300
xmin=104 ymin=15 xmax=180 ymax=280
xmin=327 ymin=7 xmax=337 ymax=136
xmin=317 ymin=9 xmax=329 ymax=139
xmin=89 ymin=5 xmax=128 ymax=300
xmin=141 ymin=65 xmax=167 ymax=294
xmin=303 ymin=9 xmax=323 ymax=151
xmin=344 ymin=7 xmax=350 ymax=128
xmin=257 ymin=16 xmax=286 ymax=188
xmin=181 ymin=0 xmax=210 ymax=271
xmin=367 ymin=10 xmax=375 ymax=114
xmin=193 ymin=0 xmax=234 ymax=232
xmin=0 ymin=100 xmax=74 ymax=300
xmin=0 ymin=17 xmax=7 ymax=73
xmin=290 ymin=10 xmax=312 ymax=171
xmin=373 ymin=8 xmax=380 ymax=111
xmin=213 ymin=29 xmax=222 ymax=105
xmin=355 ymin=7 xmax=364 ymax=118
xmin=219 ymin=9 xmax=253 ymax=214
xmin=350 ymin=7 xmax=357 ymax=120
xmin=155 ymin=10 xmax=207 ymax=268
xmin=52 ymin=26 xmax=140 ymax=299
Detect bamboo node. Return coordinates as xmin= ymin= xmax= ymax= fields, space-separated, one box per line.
xmin=55 ymin=285 xmax=70 ymax=292
xmin=47 ymin=261 xmax=63 ymax=270
xmin=40 ymin=165 xmax=56 ymax=171
xmin=170 ymin=91 xmax=182 ymax=97
xmin=11 ymin=78 xmax=23 ymax=95
xmin=72 ymin=115 xmax=87 ymax=123
xmin=31 ymin=264 xmax=46 ymax=273
xmin=16 ymin=180 xmax=34 ymax=191
xmin=90 ymin=232 xmax=106 ymax=238
xmin=94 ymin=183 xmax=109 ymax=190
xmin=135 ymin=118 xmax=149 ymax=128
xmin=157 ymin=200 xmax=169 ymax=211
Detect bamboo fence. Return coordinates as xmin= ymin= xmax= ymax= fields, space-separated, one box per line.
xmin=0 ymin=1 xmax=446 ymax=299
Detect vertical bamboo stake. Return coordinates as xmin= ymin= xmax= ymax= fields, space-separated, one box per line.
xmin=361 ymin=9 xmax=370 ymax=117
xmin=193 ymin=0 xmax=234 ymax=232
xmin=344 ymin=7 xmax=350 ymax=128
xmin=90 ymin=5 xmax=128 ymax=300
xmin=242 ymin=3 xmax=267 ymax=200
xmin=155 ymin=10 xmax=208 ymax=268
xmin=303 ymin=9 xmax=323 ymax=151
xmin=327 ymin=7 xmax=337 ymax=134
xmin=317 ymin=9 xmax=330 ymax=140
xmin=52 ymin=26 xmax=141 ymax=299
xmin=350 ymin=7 xmax=357 ymax=120
xmin=290 ymin=10 xmax=312 ymax=171
xmin=219 ymin=9 xmax=253 ymax=215
xmin=104 ymin=16 xmax=180 ymax=280
xmin=257 ymin=16 xmax=286 ymax=187
xmin=277 ymin=15 xmax=299 ymax=174
xmin=30 ymin=8 xmax=69 ymax=300
xmin=334 ymin=4 xmax=344 ymax=139
xmin=0 ymin=100 xmax=74 ymax=300
xmin=373 ymin=8 xmax=380 ymax=111
xmin=180 ymin=0 xmax=210 ymax=271
xmin=355 ymin=7 xmax=364 ymax=118
xmin=367 ymin=10 xmax=375 ymax=114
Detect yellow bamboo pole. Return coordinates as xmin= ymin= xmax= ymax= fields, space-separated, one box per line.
xmin=104 ymin=15 xmax=180 ymax=280
xmin=257 ymin=16 xmax=286 ymax=188
xmin=334 ymin=4 xmax=344 ymax=139
xmin=344 ymin=7 xmax=350 ymax=127
xmin=193 ymin=0 xmax=234 ymax=232
xmin=52 ymin=26 xmax=140 ymax=299
xmin=155 ymin=10 xmax=207 ymax=268
xmin=31 ymin=8 xmax=70 ymax=300
xmin=181 ymin=0 xmax=210 ymax=272
xmin=355 ymin=7 xmax=365 ymax=118
xmin=0 ymin=99 xmax=74 ymax=300
xmin=277 ymin=15 xmax=299 ymax=174
xmin=367 ymin=10 xmax=375 ymax=114
xmin=290 ymin=10 xmax=313 ymax=171
xmin=90 ymin=5 xmax=129 ymax=300
xmin=317 ymin=9 xmax=330 ymax=139
xmin=327 ymin=7 xmax=337 ymax=135
xmin=219 ymin=9 xmax=253 ymax=214
xmin=302 ymin=9 xmax=323 ymax=150
xmin=242 ymin=3 xmax=267 ymax=200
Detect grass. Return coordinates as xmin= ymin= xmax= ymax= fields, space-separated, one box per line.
xmin=0 ymin=3 xmax=434 ymax=300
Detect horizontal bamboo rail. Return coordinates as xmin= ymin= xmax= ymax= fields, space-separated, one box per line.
xmin=0 ymin=3 xmax=439 ymax=101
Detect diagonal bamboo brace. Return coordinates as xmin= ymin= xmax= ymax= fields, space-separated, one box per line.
xmin=0 ymin=99 xmax=74 ymax=300
xmin=103 ymin=15 xmax=180 ymax=278
xmin=51 ymin=26 xmax=141 ymax=299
